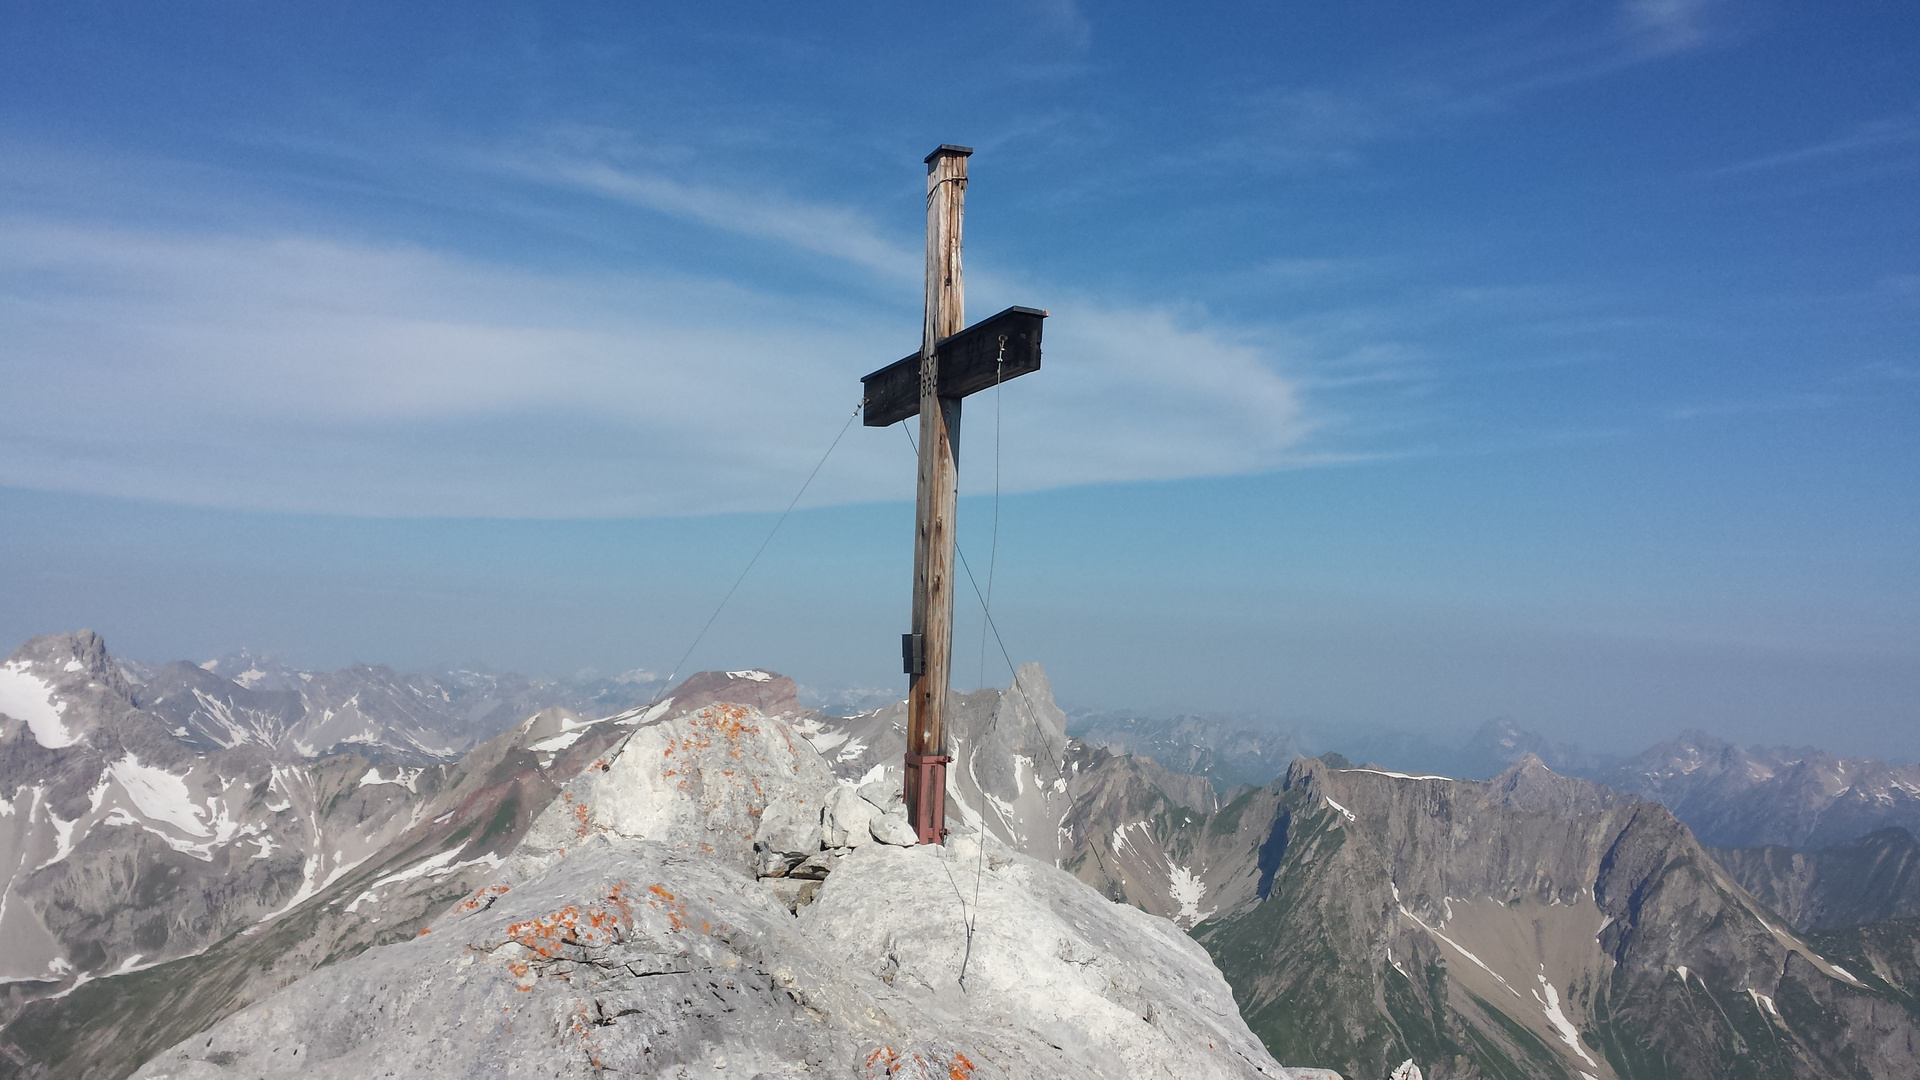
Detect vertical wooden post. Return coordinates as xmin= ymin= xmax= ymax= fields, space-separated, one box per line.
xmin=905 ymin=144 xmax=970 ymax=845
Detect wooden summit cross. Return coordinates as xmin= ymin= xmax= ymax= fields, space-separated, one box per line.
xmin=861 ymin=144 xmax=1046 ymax=845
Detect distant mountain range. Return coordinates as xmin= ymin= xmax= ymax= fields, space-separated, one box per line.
xmin=120 ymin=648 xmax=668 ymax=761
xmin=1067 ymin=711 xmax=1308 ymax=793
xmin=1599 ymin=731 xmax=1920 ymax=851
xmin=1069 ymin=714 xmax=1920 ymax=856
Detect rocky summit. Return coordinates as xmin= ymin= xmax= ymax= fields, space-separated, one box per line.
xmin=130 ymin=699 xmax=1310 ymax=1080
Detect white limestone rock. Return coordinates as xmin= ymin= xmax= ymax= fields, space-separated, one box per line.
xmin=136 ymin=833 xmax=1297 ymax=1080
xmin=858 ymin=774 xmax=902 ymax=813
xmin=823 ymin=783 xmax=878 ymax=848
xmin=755 ymin=795 xmax=823 ymax=856
xmin=503 ymin=700 xmax=836 ymax=881
xmin=870 ymin=811 xmax=918 ymax=847
xmin=804 ymin=833 xmax=1287 ymax=1080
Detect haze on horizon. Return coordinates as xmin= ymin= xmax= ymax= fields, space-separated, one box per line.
xmin=2 ymin=1 xmax=1914 ymax=761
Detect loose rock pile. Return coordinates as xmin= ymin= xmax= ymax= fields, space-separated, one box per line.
xmin=753 ymin=773 xmax=920 ymax=909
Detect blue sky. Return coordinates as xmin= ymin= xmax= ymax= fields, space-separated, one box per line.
xmin=2 ymin=1 xmax=1915 ymax=758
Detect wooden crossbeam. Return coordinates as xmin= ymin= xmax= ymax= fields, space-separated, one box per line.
xmin=860 ymin=306 xmax=1047 ymax=427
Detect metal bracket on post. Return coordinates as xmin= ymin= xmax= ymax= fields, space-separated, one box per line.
xmin=901 ymin=633 xmax=925 ymax=675
xmin=904 ymin=751 xmax=951 ymax=844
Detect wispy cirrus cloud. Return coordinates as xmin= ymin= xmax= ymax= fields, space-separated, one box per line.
xmin=1621 ymin=0 xmax=1726 ymax=57
xmin=1664 ymin=393 xmax=1841 ymax=421
xmin=1701 ymin=117 xmax=1920 ymax=179
xmin=525 ymin=158 xmax=921 ymax=281
xmin=0 ymin=205 xmax=1313 ymax=517
xmin=1213 ymin=1 xmax=1735 ymax=173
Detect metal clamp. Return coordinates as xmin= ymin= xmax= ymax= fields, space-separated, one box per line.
xmin=904 ymin=751 xmax=952 ymax=845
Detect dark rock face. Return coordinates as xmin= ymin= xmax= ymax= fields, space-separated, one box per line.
xmin=1057 ymin=751 xmax=1920 ymax=1079
xmin=1806 ymin=918 xmax=1920 ymax=1017
xmin=1713 ymin=828 xmax=1920 ymax=933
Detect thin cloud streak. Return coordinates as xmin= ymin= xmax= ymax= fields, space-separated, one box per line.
xmin=1701 ymin=117 xmax=1920 ymax=179
xmin=527 ymin=158 xmax=922 ymax=281
xmin=1622 ymin=0 xmax=1725 ymax=57
xmin=1664 ymin=394 xmax=1842 ymax=421
xmin=1208 ymin=1 xmax=1734 ymax=174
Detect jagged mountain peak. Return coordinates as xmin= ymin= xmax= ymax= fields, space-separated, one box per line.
xmin=653 ymin=666 xmax=802 ymax=719
xmin=1485 ymin=752 xmax=1629 ymax=815
xmin=1 ymin=630 xmax=141 ymax=750
xmin=1050 ymin=739 xmax=1920 ymax=1078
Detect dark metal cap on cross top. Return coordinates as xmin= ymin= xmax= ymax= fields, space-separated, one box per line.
xmin=858 ymin=145 xmax=1047 ymax=846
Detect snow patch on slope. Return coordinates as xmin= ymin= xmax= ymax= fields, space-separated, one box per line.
xmin=0 ymin=661 xmax=77 ymax=748
xmin=108 ymin=755 xmax=215 ymax=838
xmin=1533 ymin=971 xmax=1598 ymax=1069
xmin=1168 ymin=863 xmax=1217 ymax=927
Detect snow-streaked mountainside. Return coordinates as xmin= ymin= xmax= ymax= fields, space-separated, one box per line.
xmin=0 ymin=643 xmax=790 ymax=1067
xmin=146 ymin=648 xmax=665 ymax=762
xmin=1265 ymin=716 xmax=1920 ymax=855
xmin=0 ymin=631 xmax=451 ymax=992
xmin=799 ymin=665 xmax=1082 ymax=862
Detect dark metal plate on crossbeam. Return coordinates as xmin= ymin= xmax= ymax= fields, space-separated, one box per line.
xmin=860 ymin=305 xmax=1046 ymax=427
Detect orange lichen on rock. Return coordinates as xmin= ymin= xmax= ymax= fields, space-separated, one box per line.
xmin=645 ymin=883 xmax=692 ymax=932
xmin=861 ymin=1045 xmax=976 ymax=1079
xmin=688 ymin=702 xmax=758 ymax=761
xmin=499 ymin=883 xmax=637 ymax=960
